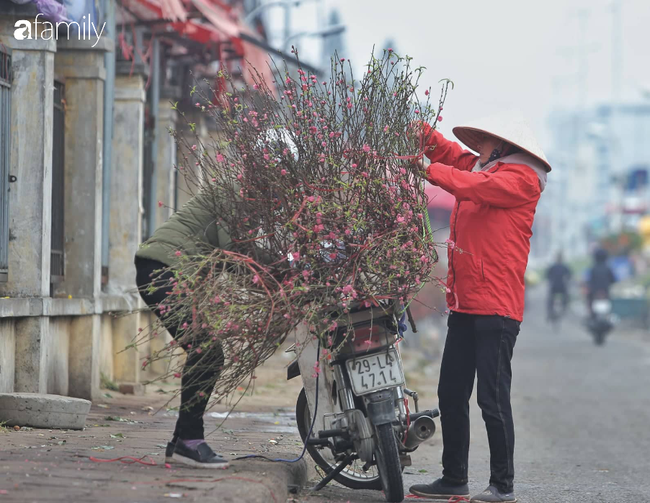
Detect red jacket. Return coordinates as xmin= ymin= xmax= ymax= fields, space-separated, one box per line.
xmin=422 ymin=127 xmax=542 ymax=322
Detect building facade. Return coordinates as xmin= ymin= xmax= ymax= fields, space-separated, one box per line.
xmin=0 ymin=0 xmax=275 ymax=399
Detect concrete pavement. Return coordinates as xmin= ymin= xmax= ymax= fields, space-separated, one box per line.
xmin=0 ymin=393 xmax=310 ymax=503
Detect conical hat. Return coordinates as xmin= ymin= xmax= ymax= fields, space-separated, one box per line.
xmin=452 ymin=110 xmax=552 ymax=172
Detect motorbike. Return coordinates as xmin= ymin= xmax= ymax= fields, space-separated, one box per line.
xmin=286 ymin=301 xmax=438 ymax=503
xmin=587 ymin=291 xmax=614 ymax=346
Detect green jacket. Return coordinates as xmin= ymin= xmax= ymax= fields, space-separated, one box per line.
xmin=135 ymin=191 xmax=232 ymax=267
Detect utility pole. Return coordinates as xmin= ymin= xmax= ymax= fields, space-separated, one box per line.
xmin=576 ymin=9 xmax=590 ymax=142
xmin=284 ymin=2 xmax=291 ymax=52
xmin=610 ymin=0 xmax=624 ymax=234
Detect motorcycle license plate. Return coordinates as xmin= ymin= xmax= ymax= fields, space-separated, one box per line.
xmin=346 ymin=349 xmax=404 ymax=395
xmin=592 ymin=299 xmax=612 ymax=314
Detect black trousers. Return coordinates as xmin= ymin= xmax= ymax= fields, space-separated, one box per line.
xmin=547 ymin=288 xmax=569 ymax=319
xmin=135 ymin=257 xmax=224 ymax=441
xmin=438 ymin=312 xmax=520 ymax=493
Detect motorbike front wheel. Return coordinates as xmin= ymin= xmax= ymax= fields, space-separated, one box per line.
xmin=295 ymin=388 xmax=382 ymax=490
xmin=374 ymin=422 xmax=404 ymax=502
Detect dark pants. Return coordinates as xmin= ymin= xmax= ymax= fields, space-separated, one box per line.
xmin=135 ymin=258 xmax=224 ymax=441
xmin=438 ymin=312 xmax=520 ymax=493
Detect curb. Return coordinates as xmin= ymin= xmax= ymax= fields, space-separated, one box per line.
xmin=232 ymin=458 xmax=311 ymax=501
xmin=167 ymin=457 xmax=312 ymax=503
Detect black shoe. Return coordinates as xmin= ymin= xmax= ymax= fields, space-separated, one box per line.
xmin=470 ymin=486 xmax=517 ymax=503
xmin=165 ymin=441 xmax=176 ymax=463
xmin=172 ymin=441 xmax=229 ymax=469
xmin=410 ymin=478 xmax=470 ymax=500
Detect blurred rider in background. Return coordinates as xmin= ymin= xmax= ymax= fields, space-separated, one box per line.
xmin=546 ymin=252 xmax=571 ymax=322
xmin=586 ymin=248 xmax=617 ymax=316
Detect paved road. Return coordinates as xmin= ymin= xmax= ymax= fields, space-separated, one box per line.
xmin=299 ymin=291 xmax=650 ymax=502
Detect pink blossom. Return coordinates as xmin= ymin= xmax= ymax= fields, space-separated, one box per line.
xmin=216 ymin=153 xmax=225 ymax=162
xmin=175 ymin=250 xmax=182 ymax=257
xmin=174 ymin=372 xmax=181 ymax=378
xmin=424 ymin=89 xmax=430 ymax=96
xmin=191 ymin=144 xmax=197 ymax=151
xmin=280 ymin=169 xmax=287 ymax=176
xmin=252 ymin=275 xmax=259 ymax=284
xmin=362 ymin=144 xmax=371 ymax=153
xmin=437 ymin=116 xmax=443 ymax=122
xmin=351 ymin=163 xmax=358 ymax=168
xmin=445 ymin=238 xmax=456 ymax=250
xmin=158 ymin=201 xmax=164 ymax=208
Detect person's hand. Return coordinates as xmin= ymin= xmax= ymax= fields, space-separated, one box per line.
xmin=409 ymin=120 xmax=435 ymax=147
xmin=408 ymin=120 xmax=427 ymax=143
xmin=408 ymin=157 xmax=428 ymax=178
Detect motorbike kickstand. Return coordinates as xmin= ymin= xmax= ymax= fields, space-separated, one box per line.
xmin=311 ymin=454 xmax=357 ymax=492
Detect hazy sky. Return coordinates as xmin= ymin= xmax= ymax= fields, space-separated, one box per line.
xmin=265 ymin=0 xmax=650 ymax=150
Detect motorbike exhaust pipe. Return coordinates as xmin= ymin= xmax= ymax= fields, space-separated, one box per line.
xmin=404 ymin=415 xmax=436 ymax=450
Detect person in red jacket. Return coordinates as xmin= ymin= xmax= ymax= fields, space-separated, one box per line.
xmin=409 ymin=111 xmax=550 ymax=503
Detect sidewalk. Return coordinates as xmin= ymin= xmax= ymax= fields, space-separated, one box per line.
xmin=0 ymin=392 xmax=310 ymax=503
xmin=0 ymin=338 xmax=442 ymax=503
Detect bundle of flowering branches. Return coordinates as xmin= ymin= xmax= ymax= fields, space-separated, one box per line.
xmin=136 ymin=49 xmax=450 ymax=406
